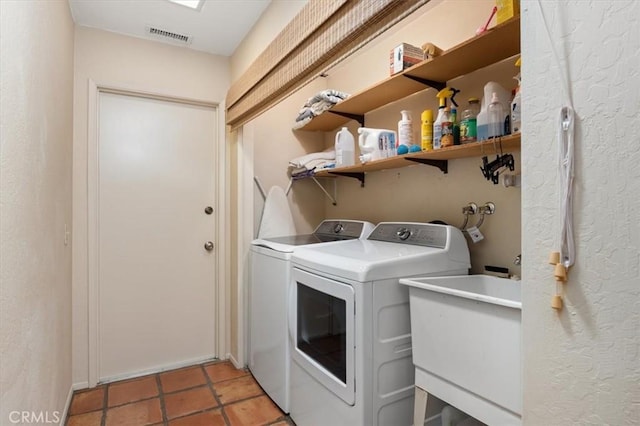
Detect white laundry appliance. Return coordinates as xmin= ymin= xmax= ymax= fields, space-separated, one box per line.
xmin=288 ymin=222 xmax=470 ymax=426
xmin=249 ymin=219 xmax=374 ymax=414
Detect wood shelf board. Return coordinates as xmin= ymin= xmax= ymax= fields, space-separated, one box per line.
xmin=406 ymin=17 xmax=521 ymax=84
xmin=296 ymin=16 xmax=520 ymax=132
xmin=295 ymin=111 xmax=350 ymax=131
xmin=406 ymin=135 xmax=521 ymax=161
xmin=314 ymin=134 xmax=520 ymax=177
xmin=331 ymin=76 xmax=429 ymax=115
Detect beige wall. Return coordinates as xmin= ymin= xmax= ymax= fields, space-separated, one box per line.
xmin=322 ymin=0 xmax=521 ymax=274
xmin=0 ymin=0 xmax=75 ymax=421
xmin=228 ymin=0 xmax=312 ymax=365
xmin=522 ymin=1 xmax=639 ymax=423
xmin=72 ymin=27 xmax=229 ymax=385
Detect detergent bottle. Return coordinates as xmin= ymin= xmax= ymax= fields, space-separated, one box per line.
xmin=511 ymin=57 xmax=522 ymax=134
xmin=335 ymin=127 xmax=355 ymax=167
xmin=357 ymin=127 xmax=396 ymax=163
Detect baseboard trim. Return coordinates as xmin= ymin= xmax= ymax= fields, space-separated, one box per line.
xmin=227 ymin=352 xmax=243 ymax=369
xmin=98 ymin=355 xmax=219 ymax=385
xmin=59 ymin=385 xmax=75 ymax=426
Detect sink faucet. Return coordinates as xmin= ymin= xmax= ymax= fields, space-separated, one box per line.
xmin=514 ymin=254 xmax=521 ymax=265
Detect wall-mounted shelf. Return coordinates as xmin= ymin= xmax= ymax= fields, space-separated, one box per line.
xmin=294 ymin=16 xmax=520 ymax=132
xmin=315 ymin=134 xmax=521 ymax=185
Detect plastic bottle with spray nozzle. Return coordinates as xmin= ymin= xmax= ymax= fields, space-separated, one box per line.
xmin=511 ymin=57 xmax=522 ymax=134
xmin=433 ymin=87 xmax=459 ymax=149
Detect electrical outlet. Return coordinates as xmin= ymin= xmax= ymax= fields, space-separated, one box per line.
xmin=64 ymin=224 xmax=70 ymax=246
xmin=466 ymin=226 xmax=484 ymax=243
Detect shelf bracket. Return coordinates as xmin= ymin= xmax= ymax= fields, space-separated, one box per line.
xmin=328 ymin=171 xmax=365 ymax=187
xmin=311 ymin=177 xmax=337 ymax=206
xmin=327 ymin=111 xmax=365 ymax=127
xmin=405 ymin=158 xmax=449 ymax=174
xmin=402 ymin=74 xmax=446 ymax=91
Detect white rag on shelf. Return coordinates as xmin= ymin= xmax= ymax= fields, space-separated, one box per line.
xmin=288 ymin=148 xmax=335 ymax=169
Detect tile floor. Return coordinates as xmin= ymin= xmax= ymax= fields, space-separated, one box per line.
xmin=66 ymin=360 xmax=293 ymax=426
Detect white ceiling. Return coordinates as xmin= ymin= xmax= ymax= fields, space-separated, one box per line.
xmin=68 ymin=0 xmax=272 ymax=56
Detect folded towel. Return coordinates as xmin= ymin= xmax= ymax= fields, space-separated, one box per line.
xmin=294 ymin=90 xmax=350 ymax=127
xmin=289 ymin=149 xmax=335 ymax=168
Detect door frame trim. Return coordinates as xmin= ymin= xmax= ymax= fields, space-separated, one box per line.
xmin=87 ymin=80 xmax=227 ymax=386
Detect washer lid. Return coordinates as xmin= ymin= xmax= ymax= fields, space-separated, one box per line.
xmin=251 ymin=219 xmax=374 ymax=253
xmin=291 ymin=223 xmax=470 ymax=282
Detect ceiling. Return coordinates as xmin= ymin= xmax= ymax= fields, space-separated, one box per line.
xmin=68 ymin=0 xmax=272 ymax=56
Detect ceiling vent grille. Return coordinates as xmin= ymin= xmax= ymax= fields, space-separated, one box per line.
xmin=146 ymin=26 xmax=192 ymax=44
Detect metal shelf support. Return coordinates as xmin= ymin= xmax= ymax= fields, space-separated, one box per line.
xmin=328 ymin=171 xmax=365 ymax=187
xmin=402 ymin=74 xmax=447 ymax=91
xmin=327 ymin=111 xmax=365 ymax=127
xmin=405 ymin=158 xmax=449 ymax=174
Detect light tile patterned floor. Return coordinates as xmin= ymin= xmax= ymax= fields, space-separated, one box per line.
xmin=66 ymin=360 xmax=293 ymax=426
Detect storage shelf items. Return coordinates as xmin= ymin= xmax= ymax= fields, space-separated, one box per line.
xmin=296 ymin=16 xmax=521 ymax=132
xmin=314 ymin=134 xmax=521 ymax=183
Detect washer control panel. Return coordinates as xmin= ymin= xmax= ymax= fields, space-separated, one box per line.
xmin=368 ymin=222 xmax=448 ymax=248
xmin=315 ymin=220 xmax=367 ymax=239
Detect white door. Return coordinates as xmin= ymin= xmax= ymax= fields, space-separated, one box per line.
xmin=97 ymin=91 xmax=217 ymax=381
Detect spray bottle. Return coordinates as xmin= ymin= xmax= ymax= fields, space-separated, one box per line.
xmin=434 ymin=87 xmax=459 ymax=149
xmin=511 ymin=57 xmax=522 ymax=134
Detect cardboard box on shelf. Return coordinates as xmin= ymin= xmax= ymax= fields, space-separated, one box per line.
xmin=390 ymin=43 xmax=424 ymax=75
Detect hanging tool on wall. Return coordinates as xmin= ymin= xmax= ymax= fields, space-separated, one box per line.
xmin=537 ymin=0 xmax=577 ymax=310
xmin=480 ymin=153 xmax=515 ymax=184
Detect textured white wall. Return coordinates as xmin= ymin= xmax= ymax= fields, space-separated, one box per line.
xmin=0 ymin=0 xmax=75 ymax=422
xmin=522 ymin=0 xmax=640 ymax=423
xmin=72 ymin=27 xmax=230 ymax=386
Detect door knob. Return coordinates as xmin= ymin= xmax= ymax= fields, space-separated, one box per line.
xmin=204 ymin=206 xmax=213 ymax=215
xmin=204 ymin=241 xmax=214 ymax=251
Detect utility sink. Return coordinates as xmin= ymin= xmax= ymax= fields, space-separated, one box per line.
xmin=399 ymin=275 xmax=522 ymax=425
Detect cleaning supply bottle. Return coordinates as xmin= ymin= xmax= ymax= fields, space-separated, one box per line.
xmin=478 ymin=82 xmax=509 ymax=140
xmin=511 ymin=58 xmax=522 ymax=134
xmin=488 ymin=92 xmax=505 ymax=138
xmin=451 ymin=106 xmax=460 ymax=145
xmin=440 ymin=107 xmax=454 ymax=148
xmin=433 ymin=87 xmax=456 ymax=149
xmin=335 ymin=127 xmax=355 ymax=167
xmin=420 ymin=109 xmax=434 ymax=151
xmin=398 ymin=110 xmax=413 ymax=149
xmin=460 ymin=98 xmax=480 ymax=143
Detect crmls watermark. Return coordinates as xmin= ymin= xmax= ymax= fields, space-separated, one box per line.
xmin=9 ymin=411 xmax=61 ymax=424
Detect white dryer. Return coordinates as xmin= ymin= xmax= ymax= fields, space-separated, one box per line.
xmin=249 ymin=220 xmax=374 ymax=414
xmin=288 ymin=222 xmax=470 ymax=426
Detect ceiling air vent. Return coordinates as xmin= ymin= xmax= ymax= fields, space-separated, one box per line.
xmin=146 ymin=26 xmax=192 ymax=45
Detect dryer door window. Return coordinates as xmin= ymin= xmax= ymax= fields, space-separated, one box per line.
xmin=297 ymin=283 xmax=347 ymax=383
xmin=290 ymin=267 xmax=355 ymax=406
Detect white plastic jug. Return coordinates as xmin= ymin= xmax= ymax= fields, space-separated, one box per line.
xmin=335 ymin=127 xmax=355 ymax=167
xmin=357 ymin=127 xmax=397 ymax=163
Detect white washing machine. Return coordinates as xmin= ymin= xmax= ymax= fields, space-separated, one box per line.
xmin=249 ymin=220 xmax=374 ymax=414
xmin=288 ymin=222 xmax=470 ymax=426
